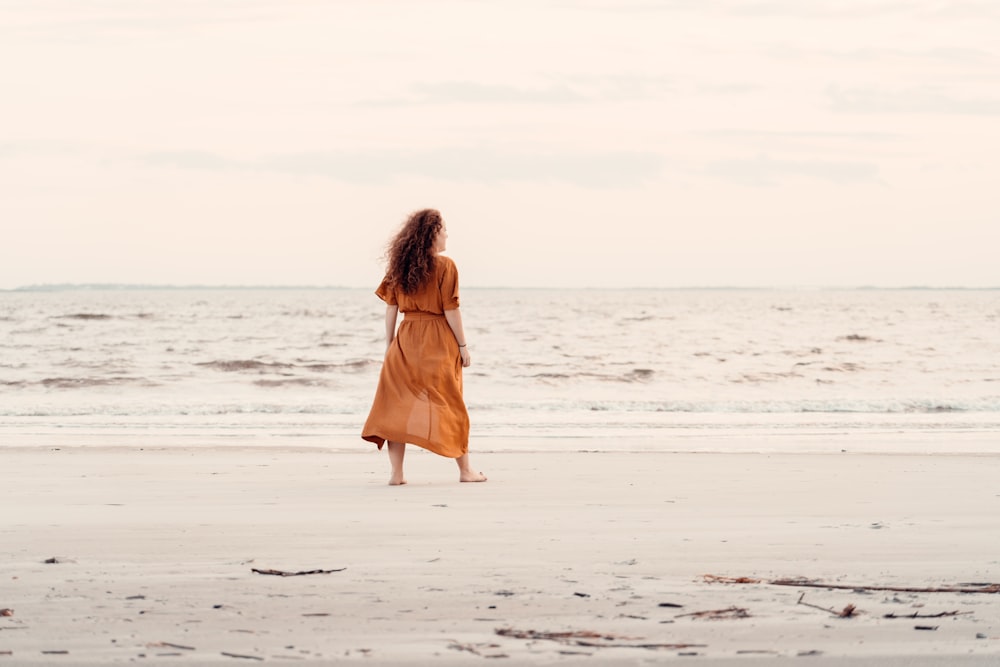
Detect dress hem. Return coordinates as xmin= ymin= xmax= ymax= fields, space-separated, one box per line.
xmin=361 ymin=432 xmax=467 ymax=459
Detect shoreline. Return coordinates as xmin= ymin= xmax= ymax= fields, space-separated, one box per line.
xmin=3 ymin=445 xmax=999 ymax=663
xmin=2 ymin=427 xmax=1000 ymax=455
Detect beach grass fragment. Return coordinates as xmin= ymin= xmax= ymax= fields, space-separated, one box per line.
xmin=221 ymin=651 xmax=264 ymax=660
xmin=448 ymin=641 xmax=506 ymax=658
xmin=884 ymin=611 xmax=968 ymax=619
xmin=676 ymin=606 xmax=750 ymax=620
xmin=147 ymin=642 xmax=195 ymax=651
xmin=495 ymin=628 xmax=705 ymax=650
xmin=796 ymin=594 xmax=858 ymax=618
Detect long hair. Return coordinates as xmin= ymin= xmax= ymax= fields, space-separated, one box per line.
xmin=385 ymin=208 xmax=443 ymax=295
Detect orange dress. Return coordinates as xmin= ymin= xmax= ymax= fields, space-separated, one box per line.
xmin=361 ymin=256 xmax=469 ymax=458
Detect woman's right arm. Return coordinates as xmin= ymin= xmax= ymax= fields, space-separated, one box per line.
xmin=444 ymin=308 xmax=471 ymax=368
xmin=384 ymin=305 xmax=399 ymax=352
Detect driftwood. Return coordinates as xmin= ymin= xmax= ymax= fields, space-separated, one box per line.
xmin=797 ymin=593 xmax=857 ymax=618
xmin=676 ymin=606 xmax=750 ymax=620
xmin=574 ymin=641 xmax=706 ymax=650
xmin=221 ymin=651 xmax=263 ymax=660
xmin=495 ymin=628 xmax=705 ymax=650
xmin=147 ymin=642 xmax=194 ymax=651
xmin=704 ymin=575 xmax=1000 ymax=594
xmin=251 ymin=567 xmax=345 ymax=577
xmin=884 ymin=611 xmax=969 ymax=619
xmin=497 ymin=629 xmax=622 ymax=642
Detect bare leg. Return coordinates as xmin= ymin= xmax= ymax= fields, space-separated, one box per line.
xmin=456 ymin=453 xmax=487 ymax=483
xmin=387 ymin=441 xmax=407 ymax=486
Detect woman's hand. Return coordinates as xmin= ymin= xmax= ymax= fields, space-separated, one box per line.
xmin=459 ymin=346 xmax=471 ymax=368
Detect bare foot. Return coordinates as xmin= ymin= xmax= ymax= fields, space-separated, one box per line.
xmin=456 ymin=453 xmax=486 ymax=483
xmin=387 ymin=441 xmax=406 ymax=486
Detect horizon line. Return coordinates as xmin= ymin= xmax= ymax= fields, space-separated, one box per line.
xmin=4 ymin=282 xmax=999 ymax=293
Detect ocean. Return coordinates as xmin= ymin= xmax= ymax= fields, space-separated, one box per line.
xmin=2 ymin=288 xmax=999 ymax=448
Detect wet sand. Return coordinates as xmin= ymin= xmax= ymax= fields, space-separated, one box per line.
xmin=2 ymin=442 xmax=999 ymax=664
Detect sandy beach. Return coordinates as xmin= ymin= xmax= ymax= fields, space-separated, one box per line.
xmin=2 ymin=438 xmax=999 ymax=665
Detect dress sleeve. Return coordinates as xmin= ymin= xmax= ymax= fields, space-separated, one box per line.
xmin=375 ymin=277 xmax=397 ymax=306
xmin=439 ymin=258 xmax=461 ymax=310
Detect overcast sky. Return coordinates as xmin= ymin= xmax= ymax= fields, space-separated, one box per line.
xmin=2 ymin=0 xmax=998 ymax=289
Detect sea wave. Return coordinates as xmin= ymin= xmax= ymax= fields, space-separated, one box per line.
xmin=196 ymin=360 xmax=294 ymax=372
xmin=253 ymin=378 xmax=331 ymax=388
xmin=35 ymin=376 xmax=158 ymax=389
xmin=194 ymin=358 xmax=377 ymax=374
xmin=1 ymin=396 xmax=998 ymax=418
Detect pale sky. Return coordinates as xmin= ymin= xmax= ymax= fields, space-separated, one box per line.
xmin=2 ymin=0 xmax=998 ymax=289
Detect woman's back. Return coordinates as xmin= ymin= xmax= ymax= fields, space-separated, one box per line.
xmin=377 ymin=255 xmax=460 ymax=315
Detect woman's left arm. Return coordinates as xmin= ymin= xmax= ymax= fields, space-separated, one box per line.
xmin=444 ymin=308 xmax=471 ymax=367
xmin=384 ymin=305 xmax=399 ymax=353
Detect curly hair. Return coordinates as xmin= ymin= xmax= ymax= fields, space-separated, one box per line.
xmin=384 ymin=208 xmax=444 ymax=295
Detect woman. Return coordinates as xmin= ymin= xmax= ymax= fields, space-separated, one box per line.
xmin=362 ymin=209 xmax=487 ymax=485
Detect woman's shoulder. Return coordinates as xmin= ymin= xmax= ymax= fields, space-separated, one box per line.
xmin=435 ymin=254 xmax=458 ymax=272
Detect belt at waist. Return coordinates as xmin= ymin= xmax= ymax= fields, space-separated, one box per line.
xmin=402 ymin=312 xmax=445 ymax=321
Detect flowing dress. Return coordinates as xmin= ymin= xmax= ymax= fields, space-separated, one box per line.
xmin=361 ymin=255 xmax=469 ymax=458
